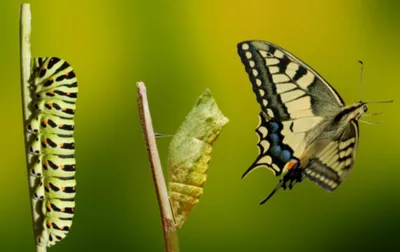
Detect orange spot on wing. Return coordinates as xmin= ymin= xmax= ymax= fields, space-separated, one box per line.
xmin=287 ymin=160 xmax=298 ymax=171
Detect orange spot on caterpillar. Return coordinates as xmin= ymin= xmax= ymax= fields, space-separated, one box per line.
xmin=43 ymin=140 xmax=48 ymax=145
xmin=47 ymin=204 xmax=51 ymax=210
xmin=61 ymin=186 xmax=65 ymax=191
xmin=60 ymin=164 xmax=65 ymax=169
xmin=46 ymin=184 xmax=51 ymax=190
xmin=66 ymin=92 xmax=70 ymax=95
xmin=48 ymin=103 xmax=53 ymax=108
xmin=62 ymin=108 xmax=67 ymax=111
xmin=72 ymin=186 xmax=76 ymax=191
xmin=59 ymin=124 xmax=64 ymax=128
xmin=72 ymin=165 xmax=76 ymax=169
xmin=49 ymin=77 xmax=54 ymax=81
xmin=72 ymin=208 xmax=75 ymax=213
xmin=41 ymin=67 xmax=46 ymax=70
xmin=47 ymin=222 xmax=52 ymax=227
xmin=61 ymin=208 xmax=65 ymax=212
xmin=43 ymin=120 xmax=48 ymax=125
xmin=49 ymin=90 xmax=55 ymax=94
xmin=65 ymin=72 xmax=69 ymax=76
xmin=59 ymin=143 xmax=64 ymax=147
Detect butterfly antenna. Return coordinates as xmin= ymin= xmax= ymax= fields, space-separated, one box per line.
xmin=359 ymin=120 xmax=383 ymax=125
xmin=365 ymin=100 xmax=394 ymax=104
xmin=362 ymin=112 xmax=383 ymax=117
xmin=259 ymin=179 xmax=285 ymax=205
xmin=358 ymin=60 xmax=364 ymax=101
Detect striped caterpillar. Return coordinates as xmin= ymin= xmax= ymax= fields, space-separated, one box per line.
xmin=27 ymin=57 xmax=78 ymax=246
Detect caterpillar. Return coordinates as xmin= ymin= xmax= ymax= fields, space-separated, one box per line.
xmin=28 ymin=57 xmax=78 ymax=246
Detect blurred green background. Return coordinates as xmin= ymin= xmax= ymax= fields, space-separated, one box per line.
xmin=1 ymin=0 xmax=399 ymax=251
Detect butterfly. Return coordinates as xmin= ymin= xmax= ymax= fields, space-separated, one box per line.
xmin=237 ymin=40 xmax=391 ymax=204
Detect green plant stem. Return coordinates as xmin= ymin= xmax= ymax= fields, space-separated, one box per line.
xmin=20 ymin=4 xmax=46 ymax=252
xmin=136 ymin=82 xmax=179 ymax=252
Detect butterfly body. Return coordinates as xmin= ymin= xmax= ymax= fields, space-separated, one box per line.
xmin=237 ymin=40 xmax=368 ymax=203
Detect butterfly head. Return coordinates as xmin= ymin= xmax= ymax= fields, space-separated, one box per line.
xmin=340 ymin=101 xmax=368 ymax=122
xmin=355 ymin=101 xmax=368 ymax=120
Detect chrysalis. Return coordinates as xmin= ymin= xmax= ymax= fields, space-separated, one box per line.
xmin=28 ymin=57 xmax=78 ymax=246
xmin=168 ymin=89 xmax=228 ymax=228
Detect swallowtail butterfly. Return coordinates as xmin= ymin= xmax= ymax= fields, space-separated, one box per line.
xmin=28 ymin=57 xmax=78 ymax=246
xmin=237 ymin=40 xmax=387 ymax=204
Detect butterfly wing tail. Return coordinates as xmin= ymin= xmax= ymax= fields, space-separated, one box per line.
xmin=259 ymin=179 xmax=285 ymax=205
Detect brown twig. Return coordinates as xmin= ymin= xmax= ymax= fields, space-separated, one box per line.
xmin=136 ymin=82 xmax=179 ymax=252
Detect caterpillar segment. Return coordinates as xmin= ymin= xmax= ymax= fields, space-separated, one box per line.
xmin=27 ymin=114 xmax=74 ymax=135
xmin=35 ymin=85 xmax=78 ymax=102
xmin=34 ymin=99 xmax=76 ymax=118
xmin=30 ymin=155 xmax=76 ymax=178
xmin=28 ymin=57 xmax=78 ymax=247
xmin=28 ymin=133 xmax=75 ymax=156
xmin=33 ymin=176 xmax=76 ymax=200
xmin=38 ymin=217 xmax=73 ymax=246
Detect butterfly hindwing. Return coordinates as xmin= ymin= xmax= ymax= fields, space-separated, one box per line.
xmin=303 ymin=120 xmax=359 ymax=190
xmin=242 ymin=112 xmax=298 ymax=177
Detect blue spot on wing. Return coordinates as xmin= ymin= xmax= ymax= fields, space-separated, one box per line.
xmin=269 ymin=133 xmax=280 ymax=143
xmin=268 ymin=122 xmax=279 ymax=133
xmin=279 ymin=150 xmax=291 ymax=163
xmin=270 ymin=145 xmax=281 ymax=156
